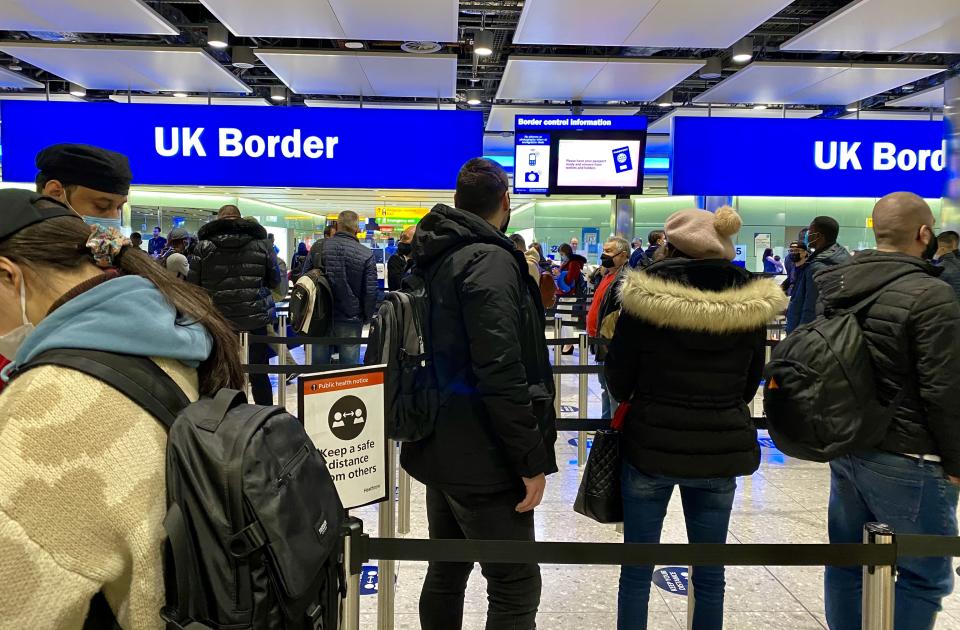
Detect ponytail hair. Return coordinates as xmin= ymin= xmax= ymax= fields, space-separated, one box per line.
xmin=0 ymin=215 xmax=243 ymax=395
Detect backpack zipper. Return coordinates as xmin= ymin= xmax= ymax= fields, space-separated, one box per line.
xmin=276 ymin=444 xmax=310 ymax=488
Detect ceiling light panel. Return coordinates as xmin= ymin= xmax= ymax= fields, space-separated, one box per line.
xmin=0 ymin=66 xmax=43 ymax=89
xmin=781 ymin=0 xmax=960 ymax=53
xmin=515 ymin=0 xmax=792 ymax=48
xmin=107 ymin=95 xmax=272 ymax=106
xmin=648 ymin=106 xmax=823 ymax=133
xmin=198 ymin=0 xmax=456 ymax=41
xmin=0 ymin=43 xmax=252 ymax=93
xmin=495 ymin=56 xmax=702 ymax=102
xmin=839 ymin=110 xmax=943 ymax=121
xmin=0 ymin=0 xmax=177 ymax=35
xmin=693 ymin=61 xmax=945 ymax=105
xmin=885 ymin=85 xmax=945 ymax=108
xmin=257 ymin=50 xmax=456 ymax=98
xmin=304 ymin=101 xmax=457 ymax=110
xmin=0 ymin=93 xmax=85 ymax=102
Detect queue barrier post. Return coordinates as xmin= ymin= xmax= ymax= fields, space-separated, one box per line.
xmin=577 ymin=332 xmax=589 ymax=467
xmin=239 ymin=331 xmax=250 ymax=400
xmin=398 ymin=466 xmax=411 ymax=536
xmin=277 ymin=314 xmax=287 ymax=409
xmin=377 ymin=440 xmax=397 ymax=630
xmin=552 ymin=316 xmax=562 ymax=417
xmin=341 ymin=518 xmax=363 ymax=630
xmin=862 ymin=523 xmax=895 ymax=630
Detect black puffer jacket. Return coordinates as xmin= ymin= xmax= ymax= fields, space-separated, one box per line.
xmin=304 ymin=233 xmax=377 ymax=322
xmin=938 ymin=251 xmax=960 ymax=302
xmin=189 ymin=218 xmax=281 ymax=331
xmin=817 ymin=250 xmax=960 ymax=476
xmin=400 ymin=204 xmax=558 ymax=494
xmin=605 ymin=259 xmax=787 ymax=479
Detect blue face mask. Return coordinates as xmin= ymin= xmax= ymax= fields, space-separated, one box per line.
xmin=82 ymin=215 xmax=122 ymax=230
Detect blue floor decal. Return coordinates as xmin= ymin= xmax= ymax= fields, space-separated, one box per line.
xmin=652 ymin=567 xmax=689 ymax=596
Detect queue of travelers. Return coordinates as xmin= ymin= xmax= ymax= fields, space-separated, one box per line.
xmin=0 ymin=142 xmax=958 ymax=630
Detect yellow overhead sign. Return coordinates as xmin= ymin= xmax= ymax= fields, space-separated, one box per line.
xmin=375 ymin=206 xmax=429 ymax=220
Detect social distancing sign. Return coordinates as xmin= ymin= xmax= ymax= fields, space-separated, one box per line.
xmin=299 ymin=366 xmax=388 ymax=510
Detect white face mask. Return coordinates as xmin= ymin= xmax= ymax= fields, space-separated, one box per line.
xmin=0 ymin=277 xmax=35 ymax=359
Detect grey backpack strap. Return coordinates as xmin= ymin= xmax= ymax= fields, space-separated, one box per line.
xmin=16 ymin=349 xmax=190 ymax=430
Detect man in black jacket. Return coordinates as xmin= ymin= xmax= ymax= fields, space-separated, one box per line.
xmin=786 ymin=216 xmax=850 ymax=332
xmin=189 ymin=204 xmax=281 ymax=405
xmin=386 ymin=225 xmax=415 ymax=291
xmin=302 ymin=210 xmax=377 ymax=368
xmin=936 ymin=230 xmax=960 ymax=301
xmin=402 ymin=158 xmax=557 ymax=630
xmin=817 ymin=192 xmax=960 ymax=630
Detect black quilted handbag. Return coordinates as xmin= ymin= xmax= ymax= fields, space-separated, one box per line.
xmin=574 ymin=428 xmax=623 ymax=524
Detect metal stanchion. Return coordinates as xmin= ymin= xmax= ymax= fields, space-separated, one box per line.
xmin=862 ymin=522 xmax=895 ymax=630
xmin=398 ymin=467 xmax=411 ymax=535
xmin=305 ymin=340 xmax=313 ymax=367
xmin=239 ymin=331 xmax=250 ymax=399
xmin=277 ymin=314 xmax=288 ymax=408
xmin=377 ymin=440 xmax=396 ymax=630
xmin=341 ymin=519 xmax=362 ymax=630
xmin=553 ymin=315 xmax=562 ymax=417
xmin=577 ymin=332 xmax=588 ymax=466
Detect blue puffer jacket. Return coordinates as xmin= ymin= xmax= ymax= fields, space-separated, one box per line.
xmin=785 ymin=242 xmax=850 ymax=332
xmin=305 ymin=232 xmax=378 ymax=322
xmin=938 ymin=251 xmax=960 ymax=302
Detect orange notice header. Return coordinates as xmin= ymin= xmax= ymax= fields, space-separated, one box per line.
xmin=303 ymin=370 xmax=384 ymax=395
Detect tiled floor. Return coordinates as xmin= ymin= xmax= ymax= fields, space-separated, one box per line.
xmin=270 ymin=346 xmax=960 ymax=629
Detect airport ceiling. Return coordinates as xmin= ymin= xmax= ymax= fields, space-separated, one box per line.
xmin=0 ymin=0 xmax=956 ymax=131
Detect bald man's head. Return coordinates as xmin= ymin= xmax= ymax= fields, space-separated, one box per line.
xmin=872 ymin=192 xmax=936 ymax=258
xmin=399 ymin=225 xmax=416 ymax=244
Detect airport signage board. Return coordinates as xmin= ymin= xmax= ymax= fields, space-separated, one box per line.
xmin=671 ymin=117 xmax=949 ymax=198
xmin=0 ymin=101 xmax=483 ymax=189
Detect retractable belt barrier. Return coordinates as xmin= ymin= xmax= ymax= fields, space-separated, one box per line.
xmin=356 ymin=536 xmax=896 ymax=568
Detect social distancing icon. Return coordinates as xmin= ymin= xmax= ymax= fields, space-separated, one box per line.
xmin=329 ymin=395 xmax=367 ymax=441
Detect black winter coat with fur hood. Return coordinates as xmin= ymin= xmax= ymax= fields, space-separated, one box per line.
xmin=605 ymin=259 xmax=787 ymax=479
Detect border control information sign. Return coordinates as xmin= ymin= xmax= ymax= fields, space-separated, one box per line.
xmin=299 ymin=366 xmax=388 ymax=510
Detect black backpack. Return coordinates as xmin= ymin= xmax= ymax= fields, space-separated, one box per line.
xmin=290 ymin=241 xmax=334 ymax=336
xmin=763 ymin=285 xmax=905 ymax=462
xmin=16 ymin=349 xmax=345 ymax=630
xmin=364 ymin=256 xmax=452 ymax=442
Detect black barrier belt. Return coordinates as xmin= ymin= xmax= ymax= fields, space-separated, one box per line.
xmin=243 ymin=363 xmax=363 ymax=374
xmin=552 ymin=365 xmax=603 ymax=375
xmin=544 ymin=337 xmax=583 ymax=345
xmin=897 ymin=534 xmax=960 ymax=559
xmin=246 ymin=335 xmax=370 ymax=346
xmin=555 ymin=418 xmax=769 ymax=432
xmin=360 ymin=537 xmax=896 ymax=567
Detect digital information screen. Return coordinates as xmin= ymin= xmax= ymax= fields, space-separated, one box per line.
xmin=556 ymin=138 xmax=643 ymax=189
xmin=513 ymin=115 xmax=647 ymax=196
xmin=514 ymin=133 xmax=551 ymax=194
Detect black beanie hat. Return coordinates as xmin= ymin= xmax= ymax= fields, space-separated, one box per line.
xmin=35 ymin=143 xmax=133 ymax=195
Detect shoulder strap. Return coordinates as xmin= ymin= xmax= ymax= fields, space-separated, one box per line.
xmin=17 ymin=349 xmax=191 ymax=430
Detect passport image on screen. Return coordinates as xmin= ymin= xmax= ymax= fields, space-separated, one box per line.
xmin=612 ymin=146 xmax=633 ymax=173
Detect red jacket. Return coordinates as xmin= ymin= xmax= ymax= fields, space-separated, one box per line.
xmin=0 ymin=355 xmax=9 ymax=392
xmin=557 ymin=254 xmax=587 ymax=297
xmin=587 ymin=271 xmax=618 ymax=337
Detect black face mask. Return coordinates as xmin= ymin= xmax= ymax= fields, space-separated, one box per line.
xmin=788 ymin=252 xmax=802 ymax=263
xmin=600 ymin=254 xmax=615 ymax=268
xmin=500 ymin=209 xmax=511 ymax=233
xmin=397 ymin=241 xmax=413 ymax=256
xmin=922 ymin=233 xmax=939 ymax=261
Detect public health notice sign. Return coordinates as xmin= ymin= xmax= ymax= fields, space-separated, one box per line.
xmin=299 ymin=366 xmax=388 ymax=510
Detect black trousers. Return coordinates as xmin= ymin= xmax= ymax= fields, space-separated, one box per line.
xmin=247 ymin=326 xmax=273 ymax=406
xmin=419 ymin=485 xmax=541 ymax=630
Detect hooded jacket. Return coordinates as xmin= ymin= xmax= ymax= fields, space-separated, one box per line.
xmin=523 ymin=246 xmax=542 ymax=285
xmin=786 ymin=241 xmax=850 ymax=332
xmin=189 ymin=218 xmax=281 ymax=331
xmin=400 ymin=204 xmax=558 ymax=494
xmin=605 ymin=259 xmax=787 ymax=478
xmin=816 ymin=250 xmax=960 ymax=475
xmin=0 ymin=275 xmax=209 ymax=629
xmin=937 ymin=251 xmax=960 ymax=302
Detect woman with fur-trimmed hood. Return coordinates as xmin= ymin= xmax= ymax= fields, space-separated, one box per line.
xmin=605 ymin=206 xmax=787 ymax=630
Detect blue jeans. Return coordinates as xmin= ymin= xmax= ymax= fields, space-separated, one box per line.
xmin=311 ymin=320 xmax=363 ymax=370
xmin=825 ymin=452 xmax=959 ymax=630
xmin=597 ymin=366 xmax=614 ymax=420
xmin=619 ymin=462 xmax=736 ymax=630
